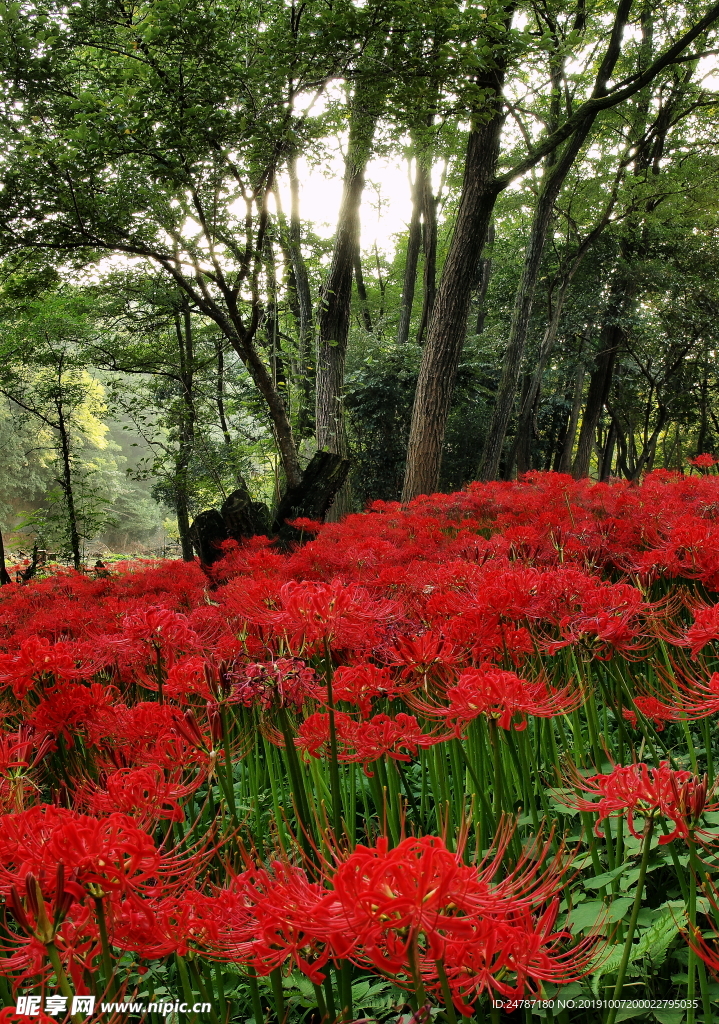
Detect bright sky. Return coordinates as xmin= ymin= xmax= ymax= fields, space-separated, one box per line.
xmin=275 ymin=146 xmax=415 ymax=258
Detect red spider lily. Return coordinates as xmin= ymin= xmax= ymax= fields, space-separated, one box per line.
xmin=0 ymin=1009 xmax=57 ymax=1024
xmin=684 ymin=876 xmax=719 ymax=980
xmin=564 ymin=762 xmax=717 ymax=845
xmin=0 ymin=727 xmax=55 ymax=814
xmin=164 ymin=656 xmax=214 ymax=702
xmin=119 ymin=606 xmax=203 ymax=653
xmin=0 ymin=637 xmax=88 ymax=699
xmin=248 ymin=579 xmax=400 ymax=655
xmin=0 ymin=726 xmax=54 ymax=775
xmin=673 ymin=672 xmax=719 ymax=718
xmin=410 ymin=665 xmax=581 ymax=733
xmin=622 ymin=695 xmax=681 ymax=731
xmin=326 ymin=835 xmax=486 ymax=971
xmin=543 ymin=605 xmax=650 ymax=660
xmin=76 ymin=766 xmax=203 ymax=824
xmin=324 ymin=662 xmax=400 ymax=717
xmin=681 ymin=603 xmax=719 ymax=658
xmin=390 ymin=632 xmax=464 ymax=679
xmin=323 ymin=830 xmax=594 ymax=1012
xmin=201 ymin=863 xmax=334 ymax=983
xmin=1 ymin=863 xmax=100 ymax=991
xmin=27 ymin=682 xmax=118 ymax=746
xmin=439 ymin=900 xmax=599 ymax=1010
xmin=109 ymin=890 xmax=221 ymax=959
xmin=0 ymin=900 xmax=101 ymax=993
xmin=688 ymin=453 xmax=718 ymax=469
xmin=295 ymin=711 xmax=443 ymax=772
xmin=98 ymin=702 xmax=211 ymax=770
xmin=0 ymin=805 xmax=196 ymax=899
xmin=226 ymin=657 xmax=318 ymax=711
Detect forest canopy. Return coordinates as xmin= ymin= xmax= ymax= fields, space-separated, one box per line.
xmin=0 ymin=0 xmax=718 ymax=562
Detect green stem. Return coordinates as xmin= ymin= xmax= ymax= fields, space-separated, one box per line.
xmin=435 ymin=959 xmax=459 ymax=1024
xmin=323 ymin=642 xmax=344 ymax=839
xmin=270 ymin=967 xmax=286 ymax=1023
xmin=408 ymin=937 xmax=428 ymax=1016
xmin=45 ymin=941 xmax=83 ymax=1024
xmin=92 ymin=893 xmax=116 ymax=997
xmin=489 ymin=719 xmax=503 ymax=817
xmin=688 ymin=838 xmax=712 ymax=1024
xmin=606 ymin=815 xmax=655 ymax=1024
xmin=247 ymin=968 xmax=265 ymax=1024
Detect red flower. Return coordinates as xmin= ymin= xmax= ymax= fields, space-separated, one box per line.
xmin=202 ymin=863 xmax=334 ymax=983
xmin=390 ymin=632 xmax=463 ymax=678
xmin=565 ymin=761 xmax=716 ymax=845
xmin=411 ymin=665 xmax=580 ymax=732
xmin=77 ymin=766 xmax=202 ymax=824
xmin=0 ymin=637 xmax=86 ymax=699
xmin=295 ymin=711 xmax=442 ymax=771
xmin=440 ymin=900 xmax=597 ymax=1009
xmin=682 ymin=603 xmax=719 ymax=658
xmin=688 ymin=453 xmax=718 ymax=469
xmin=0 ymin=805 xmax=162 ymax=897
xmin=27 ymin=682 xmax=118 ymax=746
xmin=622 ymin=695 xmax=680 ymax=732
xmin=323 ymin=831 xmax=594 ymax=1012
xmin=248 ymin=580 xmax=399 ymax=655
xmin=227 ymin=657 xmax=318 ymax=711
xmin=326 ymin=662 xmax=401 ymax=717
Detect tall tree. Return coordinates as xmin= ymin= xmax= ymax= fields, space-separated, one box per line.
xmin=402 ymin=0 xmax=719 ymax=499
xmin=0 ymin=0 xmax=379 ymax=495
xmin=316 ymin=63 xmax=387 ymax=517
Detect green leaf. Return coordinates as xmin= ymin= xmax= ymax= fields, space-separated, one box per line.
xmin=583 ymin=864 xmax=629 ymax=890
xmin=653 ymin=1011 xmax=685 ymax=1024
xmin=589 ymin=904 xmax=687 ymax=996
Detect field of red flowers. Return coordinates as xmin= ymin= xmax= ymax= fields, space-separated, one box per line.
xmin=2 ymin=468 xmax=719 ymax=1024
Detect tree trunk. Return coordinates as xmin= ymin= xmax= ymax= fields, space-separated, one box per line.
xmin=55 ymin=399 xmax=81 ymax=570
xmin=354 ymin=246 xmax=373 ymax=332
xmin=558 ymin=354 xmax=587 ymax=473
xmin=174 ymin=302 xmax=197 ymax=561
xmin=401 ymin=0 xmax=660 ymax=498
xmin=316 ymin=74 xmax=383 ymax=518
xmin=416 ymin=157 xmax=437 ymax=346
xmin=512 ymin=278 xmax=572 ymax=475
xmin=599 ymin=419 xmax=617 ymax=481
xmin=476 ymin=121 xmax=595 ymax=481
xmin=401 ymin=77 xmax=507 ymax=501
xmin=0 ymin=528 xmax=11 ymax=585
xmin=396 ymin=158 xmax=423 ymax=345
xmin=474 ymin=222 xmax=495 ymax=335
xmin=572 ymin=317 xmax=624 ymax=479
xmin=277 ymin=154 xmax=315 ymax=438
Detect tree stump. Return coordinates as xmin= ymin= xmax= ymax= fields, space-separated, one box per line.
xmin=189 ymin=451 xmax=351 ymax=566
xmin=189 ymin=510 xmax=229 ymax=566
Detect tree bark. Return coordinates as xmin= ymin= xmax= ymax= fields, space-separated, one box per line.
xmin=55 ymin=397 xmax=81 ymax=570
xmin=316 ymin=73 xmax=384 ymax=518
xmin=558 ymin=341 xmax=587 ymax=473
xmin=572 ymin=315 xmax=624 ymax=479
xmin=401 ymin=0 xmax=695 ymax=498
xmin=474 ymin=222 xmax=495 ymax=335
xmin=277 ymin=155 xmax=314 ymax=438
xmin=512 ymin=277 xmax=572 ymax=475
xmin=476 ymin=118 xmax=598 ymax=481
xmin=599 ymin=419 xmax=617 ymax=481
xmin=174 ymin=302 xmax=197 ymax=561
xmin=416 ymin=157 xmax=438 ymax=346
xmin=396 ymin=158 xmax=423 ymax=345
xmin=401 ymin=80 xmax=506 ymax=501
xmin=0 ymin=528 xmax=11 ymax=585
xmin=354 ymin=246 xmax=373 ymax=332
